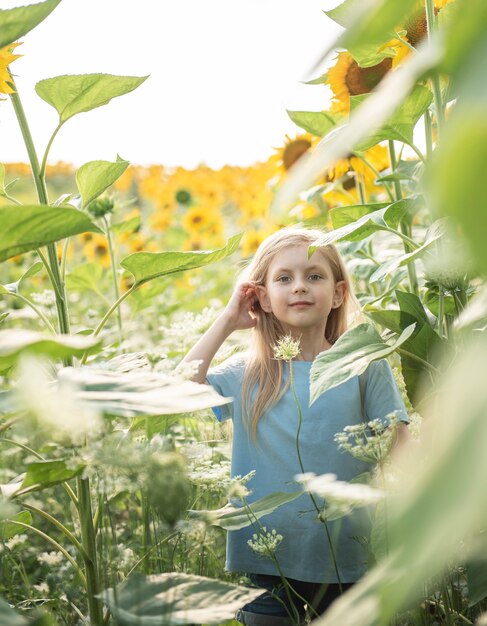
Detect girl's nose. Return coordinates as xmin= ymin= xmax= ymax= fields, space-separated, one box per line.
xmin=293 ymin=280 xmax=308 ymax=292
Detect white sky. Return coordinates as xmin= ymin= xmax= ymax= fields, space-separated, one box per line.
xmin=1 ymin=0 xmax=343 ymax=168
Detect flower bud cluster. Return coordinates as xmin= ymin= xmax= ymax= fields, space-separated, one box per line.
xmin=247 ymin=527 xmax=283 ymax=557
xmin=334 ymin=412 xmax=401 ymax=464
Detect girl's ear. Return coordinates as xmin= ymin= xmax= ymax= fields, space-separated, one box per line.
xmin=254 ymin=285 xmax=272 ymax=313
xmin=332 ymin=281 xmax=347 ymax=309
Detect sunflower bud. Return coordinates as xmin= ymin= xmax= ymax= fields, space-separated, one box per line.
xmin=146 ymin=453 xmax=191 ymax=526
xmin=87 ymin=197 xmax=114 ymax=218
xmin=175 ymin=188 xmax=193 ymax=206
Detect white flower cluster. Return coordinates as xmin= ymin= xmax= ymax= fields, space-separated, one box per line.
xmin=37 ymin=551 xmax=64 ymax=566
xmin=31 ymin=289 xmax=56 ymax=308
xmin=247 ymin=527 xmax=283 ymax=557
xmin=273 ymin=335 xmax=301 ymax=361
xmin=334 ymin=413 xmax=402 ymax=464
xmin=295 ymin=472 xmax=384 ymax=520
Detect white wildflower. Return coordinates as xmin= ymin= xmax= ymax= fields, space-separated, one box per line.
xmin=37 ymin=551 xmax=64 ymax=566
xmin=33 ymin=582 xmax=49 ymax=594
xmin=31 ymin=289 xmax=56 ymax=308
xmin=5 ymin=534 xmax=28 ymax=550
xmin=247 ymin=527 xmax=283 ymax=557
xmin=273 ymin=335 xmax=301 ymax=361
xmin=14 ymin=356 xmax=104 ymax=447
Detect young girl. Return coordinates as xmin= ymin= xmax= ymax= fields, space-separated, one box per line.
xmin=182 ymin=227 xmax=408 ymax=625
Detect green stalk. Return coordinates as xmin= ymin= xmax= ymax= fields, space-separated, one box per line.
xmin=0 ymin=191 xmax=22 ymax=205
xmin=40 ymin=122 xmax=63 ymax=179
xmin=102 ymin=215 xmax=123 ymax=341
xmin=4 ymin=518 xmax=86 ymax=585
xmin=8 ymin=79 xmax=71 ymax=346
xmin=22 ymin=502 xmax=89 ymax=560
xmin=80 ymin=283 xmax=137 ymax=365
xmin=424 ymin=109 xmax=434 ymax=160
xmin=425 ymin=0 xmax=445 ymax=139
xmin=289 ymin=361 xmax=343 ymax=592
xmin=77 ymin=476 xmax=104 ymax=626
xmin=388 ymin=140 xmax=419 ymax=295
xmin=1 ymin=291 xmax=56 ymax=333
xmin=437 ymin=285 xmax=445 ymax=338
xmin=357 ymin=173 xmax=367 ymax=205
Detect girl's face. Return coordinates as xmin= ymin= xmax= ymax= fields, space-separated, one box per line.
xmin=255 ymin=244 xmax=346 ymax=333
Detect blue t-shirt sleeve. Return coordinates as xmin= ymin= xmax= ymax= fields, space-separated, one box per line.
xmin=206 ymin=356 xmax=245 ymax=422
xmin=362 ymin=359 xmax=409 ymax=425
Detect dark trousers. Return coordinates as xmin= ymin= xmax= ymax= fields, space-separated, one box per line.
xmin=236 ymin=573 xmax=354 ymax=626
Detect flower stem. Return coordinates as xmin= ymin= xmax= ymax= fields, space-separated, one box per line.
xmin=1 ymin=291 xmax=56 ymax=333
xmin=8 ymin=78 xmax=71 ymax=347
xmin=102 ymin=216 xmax=123 ymax=341
xmin=388 ymin=140 xmax=419 ymax=295
xmin=77 ymin=476 xmax=104 ymax=626
xmin=289 ymin=361 xmax=343 ymax=592
xmin=425 ymin=0 xmax=445 ymax=140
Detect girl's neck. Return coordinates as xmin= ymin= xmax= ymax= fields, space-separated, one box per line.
xmin=286 ymin=327 xmax=332 ymax=362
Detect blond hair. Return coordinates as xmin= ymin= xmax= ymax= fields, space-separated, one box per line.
xmin=240 ymin=227 xmax=359 ymax=437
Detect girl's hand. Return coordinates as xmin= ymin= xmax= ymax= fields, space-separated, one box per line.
xmin=221 ymin=282 xmax=259 ymax=331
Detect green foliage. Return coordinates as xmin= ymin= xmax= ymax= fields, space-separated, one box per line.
xmin=0 ymin=0 xmax=61 ymax=49
xmin=0 ymin=328 xmax=101 ymax=368
xmin=35 ymin=74 xmax=149 ymax=124
xmin=0 ymin=205 xmax=102 ymax=262
xmin=19 ymin=460 xmax=84 ymax=494
xmin=121 ymin=233 xmax=242 ymax=284
xmin=193 ymin=491 xmax=303 ymax=531
xmin=99 ymin=573 xmax=264 ymax=626
xmin=76 ymin=156 xmax=129 ymax=208
xmin=0 ymin=511 xmax=33 ymax=540
xmin=287 ymin=110 xmax=340 ymax=137
xmin=310 ymin=323 xmax=415 ymax=404
xmin=352 ymin=85 xmax=433 ymax=150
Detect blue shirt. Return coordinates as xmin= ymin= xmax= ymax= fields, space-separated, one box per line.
xmin=207 ymin=356 xmax=408 ymax=583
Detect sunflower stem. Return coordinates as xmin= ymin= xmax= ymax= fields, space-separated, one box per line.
xmin=1 ymin=291 xmax=56 ymax=333
xmin=424 ymin=109 xmax=434 ymax=160
xmin=388 ymin=140 xmax=419 ymax=295
xmin=8 ymin=77 xmax=71 ymax=351
xmin=102 ymin=215 xmax=123 ymax=342
xmin=425 ymin=0 xmax=446 ymax=139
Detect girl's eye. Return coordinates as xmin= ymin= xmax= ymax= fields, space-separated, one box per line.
xmin=308 ymin=274 xmax=322 ymax=281
xmin=277 ymin=276 xmax=291 ymax=283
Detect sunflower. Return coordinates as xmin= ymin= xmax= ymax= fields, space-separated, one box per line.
xmin=388 ymin=0 xmax=455 ymax=66
xmin=0 ymin=42 xmax=22 ymax=96
xmin=181 ymin=206 xmax=218 ymax=233
xmin=327 ymin=52 xmax=392 ymax=114
xmin=84 ymin=234 xmax=110 ymax=268
xmin=241 ymin=226 xmax=279 ymax=257
xmin=326 ymin=144 xmax=389 ymax=183
xmin=278 ymin=134 xmax=317 ymax=171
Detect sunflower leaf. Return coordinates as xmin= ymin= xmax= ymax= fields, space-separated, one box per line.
xmin=351 ymin=85 xmax=433 ymax=150
xmin=0 ymin=0 xmax=61 ymax=49
xmin=121 ymin=234 xmax=242 ymax=285
xmin=309 ymin=322 xmax=416 ymax=404
xmin=287 ymin=110 xmax=340 ymax=138
xmin=0 ymin=205 xmax=102 ymax=262
xmin=76 ymin=156 xmax=129 ymax=208
xmin=35 ymin=74 xmax=148 ymax=124
xmin=0 ymin=329 xmax=102 ymax=369
xmin=0 ymin=511 xmax=32 ymax=540
xmin=98 ymin=573 xmax=264 ymax=626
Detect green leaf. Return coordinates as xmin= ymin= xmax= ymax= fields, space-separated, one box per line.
xmin=193 ymin=491 xmax=303 ymax=531
xmin=287 ymin=110 xmax=340 ymax=137
xmin=65 ymin=262 xmax=106 ymax=298
xmin=0 ymin=164 xmax=5 ymax=193
xmin=19 ymin=460 xmax=84 ymax=493
xmin=0 ymin=0 xmax=61 ymax=49
xmin=352 ymin=85 xmax=433 ymax=150
xmin=2 ymin=261 xmax=43 ymax=295
xmin=0 ymin=597 xmax=28 ymax=626
xmin=98 ymin=572 xmax=265 ymax=626
xmin=0 ymin=511 xmax=32 ymax=540
xmin=57 ymin=366 xmax=231 ymax=417
xmin=76 ymin=156 xmax=129 ymax=208
xmin=0 ymin=329 xmax=102 ymax=369
xmin=312 ymin=200 xmax=411 ymax=247
xmin=330 ymin=203 xmax=389 ymax=229
xmin=0 ymin=204 xmax=102 ymax=262
xmin=35 ymin=74 xmax=149 ymax=124
xmin=369 ymin=223 xmax=444 ymax=284
xmin=325 ymin=0 xmax=419 ymax=67
xmin=303 ymin=72 xmax=328 ymax=85
xmin=310 ymin=323 xmax=415 ymax=404
xmin=121 ymin=234 xmax=242 ymax=284
xmin=111 ymin=214 xmax=141 ymax=235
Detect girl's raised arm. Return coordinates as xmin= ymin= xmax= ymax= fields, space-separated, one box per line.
xmin=180 ymin=282 xmax=257 ymax=383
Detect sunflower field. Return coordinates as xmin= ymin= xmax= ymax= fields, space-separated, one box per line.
xmin=1 ymin=0 xmax=487 ymax=625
